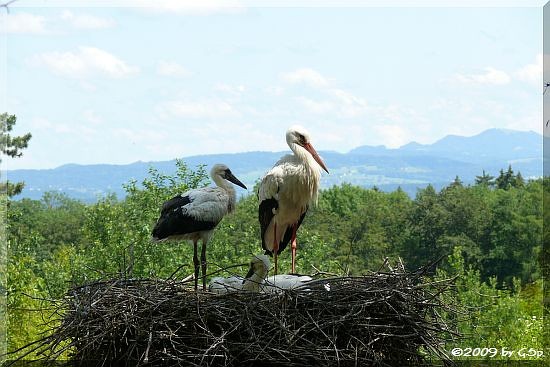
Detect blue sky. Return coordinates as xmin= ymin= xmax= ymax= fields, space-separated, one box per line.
xmin=1 ymin=0 xmax=544 ymax=170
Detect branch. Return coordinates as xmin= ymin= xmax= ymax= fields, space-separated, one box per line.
xmin=0 ymin=0 xmax=17 ymax=14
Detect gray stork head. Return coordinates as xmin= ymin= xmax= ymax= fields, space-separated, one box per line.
xmin=210 ymin=164 xmax=247 ymax=189
xmin=286 ymin=125 xmax=329 ymax=174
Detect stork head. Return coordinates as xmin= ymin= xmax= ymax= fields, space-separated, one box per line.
xmin=242 ymin=254 xmax=270 ymax=291
xmin=286 ymin=125 xmax=329 ymax=173
xmin=211 ymin=164 xmax=247 ymax=189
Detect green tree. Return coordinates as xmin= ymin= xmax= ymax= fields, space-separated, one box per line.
xmin=0 ymin=113 xmax=32 ymax=196
xmin=475 ymin=170 xmax=495 ymax=187
xmin=82 ymin=160 xmax=209 ymax=279
xmin=438 ymin=247 xmax=543 ymax=359
xmin=402 ymin=184 xmax=449 ymax=270
xmin=495 ymin=165 xmax=515 ymax=190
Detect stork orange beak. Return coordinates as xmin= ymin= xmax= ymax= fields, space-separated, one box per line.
xmin=303 ymin=142 xmax=329 ymax=174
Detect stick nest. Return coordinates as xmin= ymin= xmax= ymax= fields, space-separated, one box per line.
xmin=18 ymin=262 xmax=459 ymax=366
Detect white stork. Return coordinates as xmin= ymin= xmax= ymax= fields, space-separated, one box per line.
xmin=263 ymin=273 xmax=313 ymax=293
xmin=209 ymin=254 xmax=313 ymax=294
xmin=258 ymin=125 xmax=329 ymax=274
xmin=209 ymin=254 xmax=270 ymax=294
xmin=152 ymin=164 xmax=247 ymax=291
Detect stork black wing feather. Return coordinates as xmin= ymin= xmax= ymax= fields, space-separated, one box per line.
xmin=259 ymin=198 xmax=277 ymax=254
xmin=152 ymin=194 xmax=216 ymax=240
xmin=160 ymin=195 xmax=191 ymax=215
xmin=259 ymin=198 xmax=308 ymax=256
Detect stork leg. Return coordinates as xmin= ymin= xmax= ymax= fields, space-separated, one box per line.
xmin=291 ymin=223 xmax=298 ymax=274
xmin=200 ymin=240 xmax=207 ymax=291
xmin=272 ymin=222 xmax=279 ymax=275
xmin=192 ymin=240 xmax=199 ymax=292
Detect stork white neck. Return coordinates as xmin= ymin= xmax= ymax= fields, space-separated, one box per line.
xmin=290 ymin=142 xmax=322 ymax=173
xmin=212 ymin=173 xmax=237 ymax=213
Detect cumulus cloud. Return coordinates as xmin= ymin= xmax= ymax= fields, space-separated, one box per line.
xmin=60 ymin=10 xmax=116 ymax=30
xmin=214 ymin=83 xmax=246 ymax=95
xmin=158 ymin=99 xmax=240 ymax=119
xmin=295 ymin=97 xmax=333 ymax=114
xmin=157 ymin=61 xmax=192 ymax=78
xmin=450 ymin=67 xmax=511 ymax=85
xmin=6 ymin=12 xmax=48 ymax=34
xmin=280 ymin=68 xmax=330 ymax=88
xmin=283 ymin=68 xmax=369 ymax=118
xmin=373 ymin=124 xmax=410 ymax=149
xmin=30 ymin=46 xmax=139 ymax=78
xmin=514 ymin=54 xmax=542 ymax=85
xmin=31 ymin=117 xmax=98 ymax=138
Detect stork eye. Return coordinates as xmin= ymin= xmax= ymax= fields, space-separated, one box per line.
xmin=296 ymin=133 xmax=305 ymax=143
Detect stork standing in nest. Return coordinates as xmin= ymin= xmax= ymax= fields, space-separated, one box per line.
xmin=152 ymin=164 xmax=247 ymax=291
xmin=258 ymin=126 xmax=329 ymax=274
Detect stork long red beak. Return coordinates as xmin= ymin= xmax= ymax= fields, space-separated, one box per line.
xmin=303 ymin=142 xmax=329 ymax=173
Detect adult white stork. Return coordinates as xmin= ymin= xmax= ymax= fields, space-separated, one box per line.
xmin=152 ymin=164 xmax=247 ymax=291
xmin=258 ymin=125 xmax=329 ymax=274
xmin=209 ymin=254 xmax=270 ymax=294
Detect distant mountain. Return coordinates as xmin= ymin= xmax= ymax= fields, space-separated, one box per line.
xmin=7 ymin=129 xmax=543 ymax=202
xmin=351 ymin=128 xmax=541 ymax=162
xmin=403 ymin=128 xmax=541 ymax=161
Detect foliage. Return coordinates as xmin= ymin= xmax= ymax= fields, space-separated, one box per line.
xmin=437 ymin=247 xmax=543 ymax=360
xmin=0 ymin=113 xmax=32 ymax=196
xmin=81 ymin=159 xmax=209 ymax=279
xmin=5 ymin=165 xmax=543 ymax=361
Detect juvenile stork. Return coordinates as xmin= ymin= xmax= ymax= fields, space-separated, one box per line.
xmin=258 ymin=125 xmax=329 ymax=274
xmin=209 ymin=254 xmax=270 ymax=294
xmin=152 ymin=164 xmax=247 ymax=291
xmin=209 ymin=254 xmax=313 ymax=294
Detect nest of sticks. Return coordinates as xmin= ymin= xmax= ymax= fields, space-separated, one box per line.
xmin=12 ymin=260 xmax=459 ymax=367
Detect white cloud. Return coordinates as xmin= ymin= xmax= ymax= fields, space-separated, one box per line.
xmin=296 ymin=97 xmax=333 ymax=114
xmin=281 ymin=68 xmax=369 ymax=117
xmin=31 ymin=117 xmax=98 ymax=138
xmin=60 ymin=10 xmax=116 ymax=30
xmin=294 ymin=90 xmax=369 ymax=118
xmin=280 ymin=68 xmax=330 ymax=88
xmin=158 ymin=99 xmax=240 ymax=119
xmin=214 ymin=83 xmax=246 ymax=95
xmin=133 ymin=0 xmax=245 ymax=15
xmin=30 ymin=46 xmax=139 ymax=79
xmin=82 ymin=109 xmax=102 ymax=125
xmin=113 ymin=128 xmax=168 ymax=144
xmin=450 ymin=67 xmax=511 ymax=85
xmin=157 ymin=61 xmax=192 ymax=78
xmin=514 ymin=54 xmax=542 ymax=85
xmin=327 ymin=88 xmax=369 ymax=117
xmin=265 ymin=86 xmax=284 ymax=96
xmin=6 ymin=12 xmax=48 ymax=34
xmin=373 ymin=124 xmax=410 ymax=149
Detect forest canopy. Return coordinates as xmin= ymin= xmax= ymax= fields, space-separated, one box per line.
xmin=5 ymin=161 xmax=544 ymax=360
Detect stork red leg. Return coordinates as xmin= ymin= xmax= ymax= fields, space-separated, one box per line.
xmin=291 ymin=223 xmax=298 ymax=273
xmin=273 ymin=222 xmax=279 ymax=275
xmin=192 ymin=240 xmax=199 ymax=291
xmin=200 ymin=240 xmax=207 ymax=291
